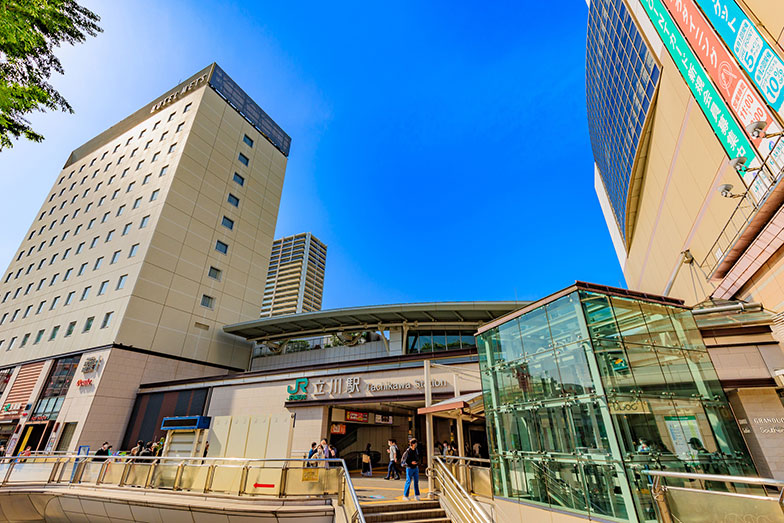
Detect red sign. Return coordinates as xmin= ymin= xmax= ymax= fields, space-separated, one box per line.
xmin=330 ymin=423 xmax=346 ymax=435
xmin=76 ymin=379 xmax=93 ymax=387
xmin=662 ymin=0 xmax=779 ymax=146
xmin=345 ymin=411 xmax=368 ymax=423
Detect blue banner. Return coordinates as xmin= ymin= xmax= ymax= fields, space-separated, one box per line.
xmin=695 ymin=0 xmax=784 ymax=112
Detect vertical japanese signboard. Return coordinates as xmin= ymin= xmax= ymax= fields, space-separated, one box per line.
xmin=639 ymin=0 xmax=766 ymax=199
xmin=694 ymin=0 xmax=784 ymax=112
xmin=662 ymin=0 xmax=784 ymax=180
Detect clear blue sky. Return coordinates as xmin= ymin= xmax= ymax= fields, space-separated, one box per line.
xmin=0 ymin=0 xmax=625 ymax=309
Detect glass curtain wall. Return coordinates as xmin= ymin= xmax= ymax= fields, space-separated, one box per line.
xmin=477 ymin=289 xmax=755 ymax=523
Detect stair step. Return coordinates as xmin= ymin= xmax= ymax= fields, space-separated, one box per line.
xmin=365 ymin=509 xmax=447 ymax=523
xmin=361 ymin=501 xmax=441 ymax=513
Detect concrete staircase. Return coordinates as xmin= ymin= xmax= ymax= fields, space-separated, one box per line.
xmin=361 ymin=500 xmax=450 ymax=523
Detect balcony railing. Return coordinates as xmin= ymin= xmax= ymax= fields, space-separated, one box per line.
xmin=644 ymin=469 xmax=784 ymax=523
xmin=0 ymin=455 xmax=365 ymax=523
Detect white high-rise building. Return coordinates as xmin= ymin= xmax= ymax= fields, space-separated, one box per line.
xmin=261 ymin=233 xmax=327 ymax=316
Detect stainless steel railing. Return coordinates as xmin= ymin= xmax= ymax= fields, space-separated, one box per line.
xmin=432 ymin=456 xmax=493 ymax=523
xmin=0 ymin=455 xmax=365 ymax=523
xmin=644 ymin=469 xmax=784 ymax=523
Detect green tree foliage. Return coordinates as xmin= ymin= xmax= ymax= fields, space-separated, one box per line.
xmin=0 ymin=0 xmax=101 ymax=150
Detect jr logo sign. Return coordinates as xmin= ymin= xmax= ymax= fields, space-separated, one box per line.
xmin=287 ymin=378 xmax=309 ymax=401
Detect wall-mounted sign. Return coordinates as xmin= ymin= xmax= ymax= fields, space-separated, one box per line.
xmin=150 ymin=73 xmax=208 ymax=113
xmin=330 ymin=423 xmax=346 ymax=435
xmin=76 ymin=379 xmax=93 ymax=387
xmin=375 ymin=414 xmax=393 ymax=425
xmin=286 ymin=374 xmax=453 ymax=402
xmin=29 ymin=415 xmax=48 ymax=422
xmin=640 ymin=0 xmax=766 ymax=199
xmin=662 ymin=0 xmax=784 ymax=175
xmin=695 ymin=0 xmax=784 ymax=111
xmin=750 ymin=416 xmax=784 ymax=435
xmin=346 ymin=411 xmax=368 ymax=423
xmin=287 ymin=378 xmax=309 ymax=401
xmin=81 ymin=356 xmax=102 ymax=375
xmin=609 ymin=399 xmax=650 ymax=415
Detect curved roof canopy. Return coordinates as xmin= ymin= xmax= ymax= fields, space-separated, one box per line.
xmin=224 ymin=302 xmax=527 ymax=341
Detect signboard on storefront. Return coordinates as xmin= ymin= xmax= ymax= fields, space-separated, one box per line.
xmin=330 ymin=423 xmax=346 ymax=435
xmin=695 ymin=0 xmax=784 ymax=112
xmin=346 ymin=411 xmax=368 ymax=423
xmin=375 ymin=414 xmax=393 ymax=424
xmin=285 ymin=374 xmax=450 ymax=403
xmin=639 ymin=0 xmax=767 ymax=199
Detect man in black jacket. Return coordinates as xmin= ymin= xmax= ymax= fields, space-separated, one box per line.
xmin=94 ymin=442 xmax=110 ymax=462
xmin=401 ymin=439 xmax=420 ymax=501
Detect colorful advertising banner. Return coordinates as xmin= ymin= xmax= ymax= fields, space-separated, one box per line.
xmin=662 ymin=0 xmax=784 ymax=177
xmin=639 ymin=0 xmax=766 ymax=199
xmin=695 ymin=0 xmax=784 ymax=112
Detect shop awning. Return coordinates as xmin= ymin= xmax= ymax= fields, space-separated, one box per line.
xmin=417 ymin=391 xmax=484 ymax=416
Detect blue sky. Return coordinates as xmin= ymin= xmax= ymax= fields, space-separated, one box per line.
xmin=0 ymin=0 xmax=625 ymax=309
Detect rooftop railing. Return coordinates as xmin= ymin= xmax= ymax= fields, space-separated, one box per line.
xmin=0 ymin=454 xmax=365 ymax=523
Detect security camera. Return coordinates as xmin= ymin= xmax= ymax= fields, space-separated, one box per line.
xmin=745 ymin=120 xmax=767 ymax=139
xmin=718 ymin=184 xmax=734 ymax=197
xmin=729 ymin=156 xmax=748 ymax=172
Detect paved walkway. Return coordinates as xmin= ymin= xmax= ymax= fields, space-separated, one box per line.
xmin=350 ymin=470 xmax=431 ymax=505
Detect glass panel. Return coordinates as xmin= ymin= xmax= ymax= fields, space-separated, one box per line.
xmin=668 ymin=306 xmax=705 ymax=350
xmin=610 ymin=396 xmax=679 ymax=458
xmin=519 ymin=307 xmax=551 ymax=355
xmin=545 ymin=292 xmax=588 ymax=347
xmin=593 ymin=339 xmax=637 ymax=394
xmin=625 ymin=343 xmax=667 ymax=395
xmin=684 ymin=350 xmax=724 ymax=399
xmin=536 ymin=405 xmax=573 ymax=453
xmin=417 ymin=332 xmax=432 ymax=353
xmin=610 ymin=296 xmax=650 ymax=345
xmin=498 ymin=319 xmax=524 ymax=363
xmin=546 ymin=460 xmax=589 ymax=514
xmin=526 ymin=350 xmax=563 ymax=400
xmin=568 ymin=401 xmax=609 ymax=452
xmin=555 ymin=342 xmax=595 ymax=396
xmin=580 ymin=291 xmax=621 ymax=340
xmin=639 ymin=301 xmax=680 ymax=347
xmin=432 ymin=331 xmax=446 ymax=351
xmin=655 ymin=347 xmax=699 ymax=397
xmin=583 ymin=463 xmax=629 ymax=520
xmin=460 ymin=332 xmax=477 ymax=350
xmin=445 ymin=331 xmax=461 ymax=350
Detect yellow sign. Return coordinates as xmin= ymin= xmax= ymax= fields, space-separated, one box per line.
xmin=302 ymin=468 xmax=319 ymax=482
xmin=609 ymin=399 xmax=650 ymax=415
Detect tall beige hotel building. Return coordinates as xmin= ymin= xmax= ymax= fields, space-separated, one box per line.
xmin=0 ymin=63 xmax=290 ymax=454
xmin=587 ymin=0 xmax=784 ymax=478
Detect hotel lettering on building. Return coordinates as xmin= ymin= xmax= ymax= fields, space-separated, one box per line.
xmin=0 ymin=63 xmax=290 ymax=455
xmin=587 ymin=0 xmax=784 ymax=481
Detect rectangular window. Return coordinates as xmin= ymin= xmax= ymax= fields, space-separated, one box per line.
xmin=37 ymin=278 xmax=45 ymax=290
xmin=94 ymin=257 xmax=103 ymax=270
xmin=112 ymin=189 xmax=120 ymax=200
xmin=74 ymin=224 xmax=82 ymax=235
xmin=20 ymin=333 xmax=30 ymax=348
xmin=117 ymin=155 xmax=124 ymax=165
xmin=98 ymin=280 xmax=109 ymax=295
xmin=101 ymin=211 xmax=109 ymax=223
xmin=150 ymin=189 xmax=159 ymax=201
xmin=36 ymin=301 xmax=46 ymax=314
xmin=145 ymin=140 xmax=152 ymax=149
xmin=133 ymin=197 xmax=141 ymax=209
xmin=98 ymin=196 xmax=106 ymax=207
xmin=22 ymin=305 xmax=32 ymax=318
xmin=100 ymin=311 xmax=114 ymax=329
xmin=117 ymin=274 xmax=128 ymax=289
xmin=160 ymin=165 xmax=168 ymax=176
xmin=0 ymin=313 xmax=7 ymax=325
xmin=129 ymin=244 xmax=139 ymax=257
xmin=143 ymin=174 xmax=151 ymax=185
xmin=127 ymin=182 xmax=135 ymax=192
xmin=48 ymin=326 xmax=60 ymax=341
xmin=122 ymin=223 xmax=132 ymax=236
xmin=87 ymin=218 xmax=95 ymax=229
xmin=78 ymin=262 xmax=88 ymax=276
xmin=80 ymin=286 xmax=91 ymax=301
xmin=34 ymin=329 xmax=44 ymax=344
xmin=117 ymin=204 xmax=125 ymax=216
xmin=140 ymin=215 xmax=150 ymax=228
xmin=242 ymin=134 xmax=254 ymax=147
xmin=201 ymin=295 xmax=215 ymax=308
xmin=184 ymin=103 xmax=191 ymax=112
xmin=152 ymin=151 xmax=160 ymax=162
xmin=168 ymin=112 xmax=175 ymax=122
xmin=227 ymin=194 xmax=239 ymax=207
xmin=105 ymin=230 xmax=114 ymax=242
xmin=76 ymin=242 xmax=84 ymax=254
xmin=50 ymin=273 xmax=58 ymax=285
xmin=50 ymin=296 xmax=60 ymax=310
xmin=111 ymin=250 xmax=121 ymax=264
xmin=168 ymin=143 xmax=177 ymax=153
xmin=208 ymin=266 xmax=222 ymax=280
xmin=8 ymin=337 xmax=17 ymax=350
xmin=238 ymin=153 xmax=249 ymax=166
xmin=233 ymin=172 xmax=245 ymax=186
xmin=10 ymin=309 xmax=19 ymax=322
xmin=176 ymin=123 xmax=184 ymax=132
xmin=65 ymin=321 xmax=76 ymax=337
xmin=136 ymin=161 xmax=144 ymax=171
xmin=65 ymin=291 xmax=75 ymax=305
xmin=215 ymin=240 xmax=228 ymax=254
xmin=221 ymin=216 xmax=234 ymax=230
xmin=160 ymin=131 xmax=168 ymax=141
xmin=90 ymin=236 xmax=98 ymax=248
xmin=108 ymin=175 xmax=115 ymax=185
xmin=83 ymin=316 xmax=94 ymax=332
xmin=63 ymin=268 xmax=72 ymax=281
xmin=130 ymin=148 xmax=137 ymax=158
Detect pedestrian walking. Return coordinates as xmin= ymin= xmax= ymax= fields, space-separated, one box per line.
xmin=401 ymin=439 xmax=420 ymax=501
xmin=385 ymin=439 xmax=401 ymax=480
xmin=361 ymin=443 xmax=372 ymax=477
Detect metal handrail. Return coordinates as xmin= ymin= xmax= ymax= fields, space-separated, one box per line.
xmin=433 ymin=456 xmax=493 ymax=523
xmin=0 ymin=454 xmax=365 ymax=523
xmin=643 ymin=469 xmax=784 ymax=487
